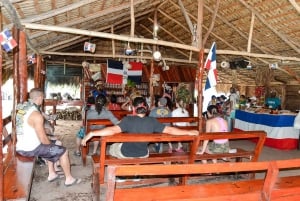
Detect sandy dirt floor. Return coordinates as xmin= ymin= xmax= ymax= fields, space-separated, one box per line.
xmin=29 ymin=120 xmax=300 ymax=201
xmin=30 ymin=120 xmax=94 ymax=201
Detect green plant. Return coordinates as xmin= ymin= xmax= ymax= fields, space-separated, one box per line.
xmin=176 ymin=84 xmax=192 ymax=104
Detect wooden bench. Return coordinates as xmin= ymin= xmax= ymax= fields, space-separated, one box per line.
xmin=193 ymin=130 xmax=266 ymax=163
xmin=111 ymin=110 xmax=131 ymax=119
xmin=82 ymin=119 xmax=115 ymax=166
xmin=156 ymin=117 xmax=198 ymax=125
xmin=91 ymin=130 xmax=266 ymax=195
xmin=91 ymin=133 xmax=197 ymax=196
xmin=1 ymin=116 xmax=36 ymax=201
xmin=106 ymin=158 xmax=300 ymax=201
xmin=82 ymin=116 xmax=198 ymax=165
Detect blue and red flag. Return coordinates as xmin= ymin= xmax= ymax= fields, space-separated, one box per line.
xmin=106 ymin=59 xmax=143 ymax=85
xmin=0 ymin=29 xmax=17 ymax=52
xmin=204 ymin=42 xmax=217 ymax=90
xmin=106 ymin=59 xmax=124 ymax=84
xmin=127 ymin=61 xmax=143 ymax=84
xmin=27 ymin=54 xmax=36 ymax=64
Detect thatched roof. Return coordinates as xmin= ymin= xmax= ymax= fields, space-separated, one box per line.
xmin=0 ymin=0 xmax=299 ymax=86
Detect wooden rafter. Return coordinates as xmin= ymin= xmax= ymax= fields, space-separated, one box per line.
xmin=239 ymin=0 xmax=300 ymax=54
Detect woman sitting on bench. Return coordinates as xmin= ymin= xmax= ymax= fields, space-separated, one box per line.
xmin=81 ymin=96 xmax=198 ymax=159
xmin=197 ymin=104 xmax=230 ymax=164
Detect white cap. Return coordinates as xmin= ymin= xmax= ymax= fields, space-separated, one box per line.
xmin=250 ymin=96 xmax=257 ymax=101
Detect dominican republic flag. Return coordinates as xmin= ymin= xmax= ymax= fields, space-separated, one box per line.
xmin=0 ymin=29 xmax=17 ymax=52
xmin=106 ymin=59 xmax=143 ymax=85
xmin=106 ymin=59 xmax=124 ymax=84
xmin=126 ymin=61 xmax=143 ymax=84
xmin=204 ymin=42 xmax=217 ymax=90
xmin=27 ymin=54 xmax=36 ymax=64
xmin=84 ymin=42 xmax=96 ymax=53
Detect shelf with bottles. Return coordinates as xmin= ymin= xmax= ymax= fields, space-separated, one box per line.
xmin=103 ymin=83 xmax=148 ymax=90
xmin=104 ymin=82 xmax=149 ymax=103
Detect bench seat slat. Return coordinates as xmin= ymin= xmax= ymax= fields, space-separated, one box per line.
xmin=107 ymin=160 xmax=300 ymax=201
xmin=114 ymin=179 xmax=264 ymax=201
xmin=3 ymin=155 xmax=35 ymax=200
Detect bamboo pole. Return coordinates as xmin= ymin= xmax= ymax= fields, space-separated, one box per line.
xmin=247 ymin=12 xmax=255 ymax=53
xmin=130 ymin=0 xmax=134 ymax=38
xmin=111 ymin=26 xmax=115 ymax=58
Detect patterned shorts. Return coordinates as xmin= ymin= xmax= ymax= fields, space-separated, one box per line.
xmin=208 ymin=141 xmax=230 ymax=154
xmin=17 ymin=143 xmax=66 ymax=163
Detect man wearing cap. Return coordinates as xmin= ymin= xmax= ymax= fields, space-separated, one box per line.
xmin=149 ymin=97 xmax=171 ymax=118
xmin=149 ymin=97 xmax=172 ymax=153
xmin=81 ymin=96 xmax=198 ymax=159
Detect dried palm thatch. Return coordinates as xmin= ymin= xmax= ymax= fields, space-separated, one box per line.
xmin=0 ymin=0 xmax=299 ymax=86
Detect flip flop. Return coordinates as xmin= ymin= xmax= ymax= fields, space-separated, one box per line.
xmin=64 ymin=178 xmax=82 ymax=187
xmin=48 ymin=174 xmax=64 ymax=182
xmin=55 ymin=170 xmax=64 ymax=175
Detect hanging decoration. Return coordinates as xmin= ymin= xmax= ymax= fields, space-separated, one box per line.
xmin=84 ymin=41 xmax=96 ymax=53
xmin=0 ymin=29 xmax=17 ymax=52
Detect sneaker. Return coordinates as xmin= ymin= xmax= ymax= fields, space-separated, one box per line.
xmin=175 ymin=147 xmax=184 ymax=152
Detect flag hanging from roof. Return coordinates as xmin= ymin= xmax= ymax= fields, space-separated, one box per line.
xmin=0 ymin=29 xmax=17 ymax=52
xmin=106 ymin=59 xmax=124 ymax=84
xmin=106 ymin=59 xmax=143 ymax=85
xmin=27 ymin=54 xmax=36 ymax=64
xmin=126 ymin=61 xmax=143 ymax=84
xmin=204 ymin=42 xmax=217 ymax=90
xmin=84 ymin=42 xmax=96 ymax=53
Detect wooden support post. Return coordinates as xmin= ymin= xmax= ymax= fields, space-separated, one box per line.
xmin=39 ymin=55 xmax=46 ymax=89
xmin=34 ymin=54 xmax=40 ymax=88
xmin=149 ymin=60 xmax=154 ymax=106
xmin=0 ymin=6 xmax=4 ymax=201
xmin=197 ymin=0 xmax=204 ymax=133
xmin=19 ymin=30 xmax=28 ymax=102
xmin=12 ymin=26 xmax=19 ymax=148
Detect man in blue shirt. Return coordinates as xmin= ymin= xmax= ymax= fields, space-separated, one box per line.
xmin=265 ymin=91 xmax=281 ymax=110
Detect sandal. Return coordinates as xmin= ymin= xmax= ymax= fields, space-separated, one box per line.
xmin=175 ymin=147 xmax=184 ymax=152
xmin=74 ymin=151 xmax=81 ymax=156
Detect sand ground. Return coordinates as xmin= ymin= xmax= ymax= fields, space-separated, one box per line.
xmin=29 ymin=120 xmax=300 ymax=201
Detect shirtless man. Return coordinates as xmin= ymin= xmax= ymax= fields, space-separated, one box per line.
xmin=16 ymin=88 xmax=81 ymax=186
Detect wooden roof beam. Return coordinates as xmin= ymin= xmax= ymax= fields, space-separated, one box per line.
xmin=140 ymin=23 xmax=188 ymax=57
xmin=43 ymin=10 xmax=154 ymax=51
xmin=247 ymin=12 xmax=255 ymax=53
xmin=23 ymin=22 xmax=300 ymax=62
xmin=39 ymin=50 xmax=199 ymax=65
xmin=5 ymin=0 xmax=98 ymax=28
xmin=239 ymin=0 xmax=300 ymax=54
xmin=178 ymin=0 xmax=194 ymax=34
xmin=288 ymin=0 xmax=300 ymax=13
xmin=202 ymin=0 xmax=220 ymax=46
xmin=26 ymin=0 xmax=153 ymax=39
